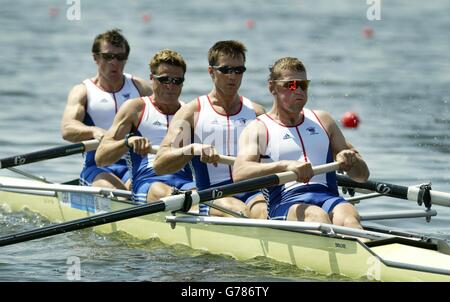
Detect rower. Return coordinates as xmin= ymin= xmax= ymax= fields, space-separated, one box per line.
xmin=232 ymin=57 xmax=370 ymax=228
xmin=153 ymin=40 xmax=267 ymax=218
xmin=95 ymin=49 xmax=195 ymax=203
xmin=60 ymin=29 xmax=152 ymax=190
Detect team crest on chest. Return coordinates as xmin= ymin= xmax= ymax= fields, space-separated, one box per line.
xmin=235 ymin=118 xmax=247 ymax=126
xmin=306 ymin=126 xmax=319 ymax=135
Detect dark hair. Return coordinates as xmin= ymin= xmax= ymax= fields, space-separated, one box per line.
xmin=91 ymin=28 xmax=130 ymax=56
xmin=208 ymin=40 xmax=247 ymax=66
xmin=269 ymin=57 xmax=306 ymax=81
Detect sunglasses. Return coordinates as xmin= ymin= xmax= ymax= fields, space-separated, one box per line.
xmin=273 ymin=79 xmax=310 ymax=92
xmin=97 ymin=52 xmax=128 ymax=61
xmin=153 ymin=74 xmax=185 ymax=85
xmin=212 ymin=65 xmax=247 ymax=74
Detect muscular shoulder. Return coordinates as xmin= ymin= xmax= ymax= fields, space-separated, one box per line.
xmin=312 ymin=109 xmax=336 ymax=130
xmin=115 ymin=97 xmax=145 ymax=128
xmin=313 ymin=109 xmax=347 ymax=144
xmin=246 ymin=118 xmax=268 ymax=139
xmin=132 ymin=76 xmax=152 ymax=96
xmin=169 ymin=99 xmax=199 ymax=125
xmin=180 ymin=99 xmax=200 ymax=115
xmin=67 ymin=83 xmax=87 ymax=105
xmin=119 ymin=97 xmax=145 ymax=115
xmin=251 ymin=101 xmax=266 ymax=116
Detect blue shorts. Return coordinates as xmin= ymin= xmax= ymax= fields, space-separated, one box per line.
xmin=268 ymin=187 xmax=347 ymax=220
xmin=80 ymin=163 xmax=130 ymax=186
xmin=132 ymin=174 xmax=196 ymax=203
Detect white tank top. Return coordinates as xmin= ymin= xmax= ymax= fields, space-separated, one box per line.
xmin=192 ymin=95 xmax=257 ymax=189
xmin=82 ymin=73 xmax=141 ymax=167
xmin=136 ymin=96 xmax=183 ymax=167
xmin=257 ymin=109 xmax=333 ymax=191
xmin=82 ymin=73 xmax=141 ymax=129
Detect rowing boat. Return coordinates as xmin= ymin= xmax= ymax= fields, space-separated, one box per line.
xmin=1 ymin=175 xmax=449 ymax=282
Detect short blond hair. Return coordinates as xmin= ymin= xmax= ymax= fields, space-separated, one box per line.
xmin=149 ymin=49 xmax=186 ymax=74
xmin=269 ymin=57 xmax=306 ymax=81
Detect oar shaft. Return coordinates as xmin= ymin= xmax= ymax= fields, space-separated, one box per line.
xmin=337 ymin=174 xmax=450 ymax=207
xmin=0 ymin=139 xmax=99 ymax=169
xmin=0 ymin=201 xmax=166 ymax=247
xmin=0 ymin=180 xmax=131 ymax=198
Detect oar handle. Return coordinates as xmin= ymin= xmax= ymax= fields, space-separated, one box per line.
xmin=83 ymin=139 xmax=100 ymax=152
xmin=217 ymin=155 xmax=236 ymax=166
xmin=277 ymin=161 xmax=342 ymax=184
xmin=148 ymin=145 xmax=236 ymax=166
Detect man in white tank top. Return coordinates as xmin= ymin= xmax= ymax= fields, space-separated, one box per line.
xmin=233 ymin=57 xmax=370 ymax=229
xmin=60 ymin=29 xmax=151 ymax=190
xmin=153 ymin=40 xmax=266 ymax=218
xmin=95 ymin=49 xmax=194 ymax=203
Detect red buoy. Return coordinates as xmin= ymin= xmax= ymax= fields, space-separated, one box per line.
xmin=341 ymin=111 xmax=360 ymax=128
xmin=362 ymin=26 xmax=374 ymax=39
xmin=48 ymin=7 xmax=59 ymax=17
xmin=245 ymin=19 xmax=254 ymax=29
xmin=141 ymin=13 xmax=152 ymax=23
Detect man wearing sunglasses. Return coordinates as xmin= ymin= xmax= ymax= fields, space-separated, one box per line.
xmin=233 ymin=57 xmax=369 ymax=229
xmin=61 ymin=29 xmax=152 ymax=190
xmin=96 ymin=49 xmax=195 ymax=204
xmin=154 ymin=40 xmax=267 ymax=218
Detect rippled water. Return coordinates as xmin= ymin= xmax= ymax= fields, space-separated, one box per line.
xmin=1 ymin=0 xmax=450 ymax=281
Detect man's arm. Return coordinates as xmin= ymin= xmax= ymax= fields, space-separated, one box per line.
xmin=60 ymin=84 xmax=106 ymax=142
xmin=153 ymin=101 xmax=198 ymax=175
xmin=233 ymin=120 xmax=313 ymax=183
xmin=133 ymin=76 xmax=153 ymax=97
xmin=95 ymin=98 xmax=150 ymax=166
xmin=315 ymin=110 xmax=369 ymax=182
xmin=153 ymin=100 xmax=222 ymax=175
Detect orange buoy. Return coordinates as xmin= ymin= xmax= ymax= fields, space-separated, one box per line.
xmin=341 ymin=111 xmax=360 ymax=128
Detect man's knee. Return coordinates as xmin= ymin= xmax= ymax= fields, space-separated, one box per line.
xmin=248 ymin=202 xmax=268 ymax=219
xmin=212 ymin=198 xmax=249 ymax=217
xmin=93 ymin=172 xmax=126 ymax=190
xmin=147 ymin=182 xmax=172 ymax=202
xmin=304 ymin=206 xmax=330 ymax=223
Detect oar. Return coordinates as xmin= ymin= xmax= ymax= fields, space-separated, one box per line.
xmin=0 ymin=161 xmax=340 ymax=247
xmin=0 ymin=147 xmax=234 ymax=198
xmin=0 ymin=141 xmax=232 ymax=170
xmin=0 ymin=179 xmax=132 ymax=198
xmin=337 ymin=174 xmax=450 ymax=207
xmin=150 ymin=145 xmax=235 ymax=166
xmin=0 ymin=139 xmax=99 ymax=169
